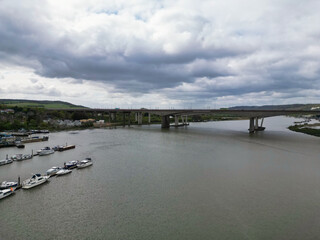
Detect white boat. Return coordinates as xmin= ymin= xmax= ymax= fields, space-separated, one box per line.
xmin=77 ymin=158 xmax=93 ymax=169
xmin=0 ymin=155 xmax=13 ymax=166
xmin=38 ymin=147 xmax=55 ymax=156
xmin=56 ymin=169 xmax=72 ymax=176
xmin=0 ymin=188 xmax=15 ymax=200
xmin=22 ymin=174 xmax=49 ymax=189
xmin=46 ymin=166 xmax=62 ymax=176
xmin=0 ymin=181 xmax=18 ymax=190
xmin=12 ymin=154 xmax=33 ymax=161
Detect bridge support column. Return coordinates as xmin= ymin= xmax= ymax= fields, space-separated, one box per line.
xmin=148 ymin=113 xmax=151 ymax=124
xmin=138 ymin=112 xmax=142 ymax=125
xmin=135 ymin=113 xmax=138 ymax=122
xmin=161 ymin=116 xmax=170 ymax=128
xmin=128 ymin=113 xmax=131 ymax=126
xmin=175 ymin=115 xmax=179 ymax=126
xmin=249 ymin=117 xmax=255 ymax=133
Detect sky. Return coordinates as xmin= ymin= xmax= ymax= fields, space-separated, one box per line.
xmin=0 ymin=0 xmax=319 ymax=108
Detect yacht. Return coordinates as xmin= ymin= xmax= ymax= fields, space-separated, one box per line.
xmin=46 ymin=166 xmax=62 ymax=176
xmin=64 ymin=160 xmax=79 ymax=169
xmin=56 ymin=169 xmax=72 ymax=176
xmin=0 ymin=155 xmax=13 ymax=166
xmin=22 ymin=174 xmax=49 ymax=189
xmin=0 ymin=188 xmax=15 ymax=200
xmin=38 ymin=147 xmax=54 ymax=156
xmin=0 ymin=181 xmax=18 ymax=190
xmin=77 ymin=158 xmax=93 ymax=169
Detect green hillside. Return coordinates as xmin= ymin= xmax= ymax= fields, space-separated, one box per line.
xmin=0 ymin=99 xmax=88 ymax=109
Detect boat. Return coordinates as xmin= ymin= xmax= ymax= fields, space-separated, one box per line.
xmin=22 ymin=174 xmax=49 ymax=189
xmin=64 ymin=160 xmax=79 ymax=169
xmin=0 ymin=155 xmax=13 ymax=166
xmin=11 ymin=154 xmax=33 ymax=161
xmin=46 ymin=166 xmax=62 ymax=176
xmin=38 ymin=147 xmax=55 ymax=156
xmin=52 ymin=144 xmax=75 ymax=152
xmin=58 ymin=145 xmax=76 ymax=152
xmin=0 ymin=188 xmax=15 ymax=200
xmin=56 ymin=169 xmax=72 ymax=176
xmin=0 ymin=181 xmax=18 ymax=190
xmin=77 ymin=158 xmax=93 ymax=169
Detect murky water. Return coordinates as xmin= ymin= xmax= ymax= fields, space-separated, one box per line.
xmin=1 ymin=116 xmax=320 ymax=240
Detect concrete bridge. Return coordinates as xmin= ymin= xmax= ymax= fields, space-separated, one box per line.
xmin=52 ymin=108 xmax=320 ymax=133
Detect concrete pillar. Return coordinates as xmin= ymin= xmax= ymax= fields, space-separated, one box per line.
xmin=111 ymin=113 xmax=115 ymax=121
xmin=249 ymin=117 xmax=255 ymax=133
xmin=148 ymin=113 xmax=151 ymax=124
xmin=161 ymin=115 xmax=170 ymax=128
xmin=135 ymin=113 xmax=138 ymax=122
xmin=108 ymin=112 xmax=111 ymax=123
xmin=181 ymin=116 xmax=184 ymax=124
xmin=185 ymin=115 xmax=188 ymax=124
xmin=138 ymin=112 xmax=142 ymax=125
xmin=260 ymin=118 xmax=264 ymax=127
xmin=128 ymin=113 xmax=131 ymax=126
xmin=175 ymin=115 xmax=179 ymax=126
xmin=255 ymin=117 xmax=259 ymax=130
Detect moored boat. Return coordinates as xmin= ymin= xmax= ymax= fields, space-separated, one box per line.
xmin=0 ymin=188 xmax=15 ymax=200
xmin=56 ymin=169 xmax=72 ymax=176
xmin=0 ymin=181 xmax=18 ymax=190
xmin=22 ymin=174 xmax=49 ymax=189
xmin=46 ymin=166 xmax=62 ymax=176
xmin=77 ymin=158 xmax=93 ymax=169
xmin=11 ymin=153 xmax=33 ymax=161
xmin=38 ymin=147 xmax=54 ymax=156
xmin=0 ymin=155 xmax=13 ymax=166
xmin=64 ymin=160 xmax=79 ymax=169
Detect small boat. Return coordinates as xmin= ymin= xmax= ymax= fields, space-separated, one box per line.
xmin=0 ymin=188 xmax=15 ymax=200
xmin=58 ymin=145 xmax=76 ymax=152
xmin=56 ymin=169 xmax=72 ymax=176
xmin=15 ymin=141 xmax=25 ymax=148
xmin=0 ymin=181 xmax=18 ymax=190
xmin=46 ymin=166 xmax=62 ymax=176
xmin=22 ymin=174 xmax=49 ymax=189
xmin=0 ymin=155 xmax=13 ymax=166
xmin=77 ymin=158 xmax=93 ymax=169
xmin=11 ymin=154 xmax=33 ymax=161
xmin=38 ymin=147 xmax=55 ymax=156
xmin=64 ymin=160 xmax=79 ymax=169
xmin=52 ymin=145 xmax=64 ymax=151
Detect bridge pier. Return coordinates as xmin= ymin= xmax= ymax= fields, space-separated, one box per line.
xmin=175 ymin=115 xmax=179 ymax=126
xmin=148 ymin=113 xmax=151 ymax=124
xmin=138 ymin=112 xmax=143 ymax=125
xmin=249 ymin=117 xmax=265 ymax=133
xmin=161 ymin=116 xmax=170 ymax=128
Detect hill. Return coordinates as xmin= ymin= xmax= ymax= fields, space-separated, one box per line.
xmin=0 ymin=99 xmax=88 ymax=109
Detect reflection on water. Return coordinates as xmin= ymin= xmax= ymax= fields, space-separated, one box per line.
xmin=1 ymin=116 xmax=320 ymax=240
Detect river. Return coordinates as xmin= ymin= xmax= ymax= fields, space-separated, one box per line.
xmin=1 ymin=116 xmax=320 ymax=240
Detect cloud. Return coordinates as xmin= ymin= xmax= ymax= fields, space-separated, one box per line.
xmin=0 ymin=0 xmax=320 ymax=107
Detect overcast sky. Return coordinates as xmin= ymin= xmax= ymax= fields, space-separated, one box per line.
xmin=0 ymin=0 xmax=319 ymax=108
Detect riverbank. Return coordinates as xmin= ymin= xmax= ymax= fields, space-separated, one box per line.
xmin=288 ymin=123 xmax=320 ymax=137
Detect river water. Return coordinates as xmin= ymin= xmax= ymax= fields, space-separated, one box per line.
xmin=1 ymin=116 xmax=320 ymax=240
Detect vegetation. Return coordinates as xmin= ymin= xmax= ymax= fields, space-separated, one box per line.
xmin=288 ymin=124 xmax=320 ymax=137
xmin=0 ymin=99 xmax=87 ymax=109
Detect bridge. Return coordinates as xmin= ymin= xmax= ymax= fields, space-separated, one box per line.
xmin=52 ymin=108 xmax=320 ymax=133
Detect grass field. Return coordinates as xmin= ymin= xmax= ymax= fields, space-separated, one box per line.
xmin=0 ymin=99 xmax=87 ymax=109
